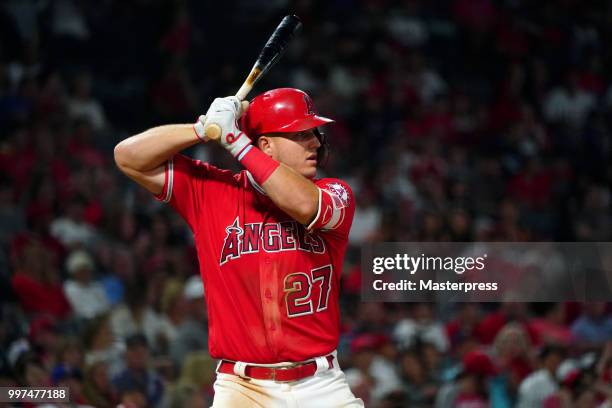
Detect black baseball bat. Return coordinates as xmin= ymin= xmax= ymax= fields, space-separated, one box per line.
xmin=205 ymin=15 xmax=302 ymax=140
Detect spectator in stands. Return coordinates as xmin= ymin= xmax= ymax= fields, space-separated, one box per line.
xmin=399 ymin=348 xmax=439 ymax=406
xmin=67 ymin=70 xmax=107 ymax=132
xmin=453 ymin=351 xmax=497 ymax=408
xmin=544 ymin=71 xmax=596 ymax=129
xmin=49 ymin=197 xmax=99 ymax=249
xmin=528 ymin=303 xmax=574 ymax=346
xmin=14 ymin=352 xmax=50 ymax=387
xmin=517 ymin=344 xmax=566 ymax=407
xmin=110 ymin=278 xmax=166 ymax=354
xmin=98 ymin=246 xmax=135 ymax=306
xmin=571 ymin=302 xmax=612 ymax=349
xmin=112 ymin=333 xmax=164 ymax=408
xmin=63 ymin=249 xmax=111 ymax=319
xmin=82 ymin=359 xmax=119 ymax=408
xmin=157 ymin=278 xmax=186 ymax=354
xmin=489 ymin=323 xmax=533 ymax=407
xmin=82 ymin=314 xmax=123 ymax=376
xmin=169 ymin=275 xmax=208 ymax=369
xmin=162 ymin=352 xmax=215 ymax=408
xmin=435 ymin=350 xmax=497 ymax=408
xmin=28 ymin=316 xmax=61 ymax=369
xmin=11 ymin=240 xmax=71 ymax=319
xmin=345 ymin=333 xmax=402 ymax=406
xmin=394 ymin=303 xmax=449 ymax=353
xmin=475 ymin=302 xmax=529 ymax=345
xmin=117 ymin=386 xmax=147 ymax=408
xmin=573 ymin=185 xmax=611 ymax=241
xmin=446 ymin=303 xmax=482 ymax=351
xmin=50 ymin=336 xmax=84 ymax=385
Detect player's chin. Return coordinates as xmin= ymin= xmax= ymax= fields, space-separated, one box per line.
xmin=302 ymin=162 xmax=318 ymax=179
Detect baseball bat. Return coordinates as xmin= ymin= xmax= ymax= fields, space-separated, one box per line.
xmin=204 ymin=15 xmax=302 ymax=141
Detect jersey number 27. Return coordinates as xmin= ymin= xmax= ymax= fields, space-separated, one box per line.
xmin=284 ymin=265 xmax=333 ymax=318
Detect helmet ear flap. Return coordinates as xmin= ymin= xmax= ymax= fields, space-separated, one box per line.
xmin=314 ymin=128 xmax=330 ymax=168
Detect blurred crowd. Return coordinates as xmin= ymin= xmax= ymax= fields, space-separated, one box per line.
xmin=0 ymin=0 xmax=611 ymax=407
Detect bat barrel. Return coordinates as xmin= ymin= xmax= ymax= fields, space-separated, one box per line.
xmin=256 ymin=15 xmax=302 ymax=76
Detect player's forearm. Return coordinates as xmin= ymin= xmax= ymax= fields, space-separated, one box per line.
xmin=262 ymin=164 xmax=319 ymax=225
xmin=114 ymin=124 xmax=200 ymax=172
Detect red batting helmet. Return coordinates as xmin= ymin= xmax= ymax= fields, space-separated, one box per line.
xmin=240 ymin=88 xmax=334 ymax=137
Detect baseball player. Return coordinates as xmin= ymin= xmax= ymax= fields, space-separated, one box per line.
xmin=114 ymin=88 xmax=363 ymax=407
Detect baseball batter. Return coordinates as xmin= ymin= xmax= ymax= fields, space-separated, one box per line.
xmin=114 ymin=88 xmax=364 ymax=407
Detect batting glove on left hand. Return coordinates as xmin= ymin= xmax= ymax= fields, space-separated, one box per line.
xmin=194 ymin=97 xmax=252 ymax=158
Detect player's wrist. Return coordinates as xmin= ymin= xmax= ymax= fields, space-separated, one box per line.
xmin=223 ymin=131 xmax=252 ymax=158
xmin=239 ymin=146 xmax=280 ymax=184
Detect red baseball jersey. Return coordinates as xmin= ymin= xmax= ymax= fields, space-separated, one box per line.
xmin=155 ymin=154 xmax=355 ymax=363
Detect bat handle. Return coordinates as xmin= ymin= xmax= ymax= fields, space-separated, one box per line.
xmin=236 ymin=82 xmax=252 ymax=101
xmin=236 ymin=65 xmax=260 ymax=100
xmin=204 ymin=124 xmax=222 ymax=141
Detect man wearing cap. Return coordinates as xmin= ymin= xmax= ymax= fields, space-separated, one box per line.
xmin=63 ymin=249 xmax=110 ymax=319
xmin=114 ymin=89 xmax=361 ymax=407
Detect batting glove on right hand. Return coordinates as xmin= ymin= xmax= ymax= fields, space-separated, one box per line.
xmin=194 ymin=97 xmax=251 ymax=158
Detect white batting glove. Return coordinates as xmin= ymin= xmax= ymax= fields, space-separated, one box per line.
xmin=194 ymin=97 xmax=252 ymax=158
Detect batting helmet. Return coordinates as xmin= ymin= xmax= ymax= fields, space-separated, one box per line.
xmin=240 ymin=88 xmax=334 ymax=137
xmin=240 ymin=88 xmax=334 ymax=165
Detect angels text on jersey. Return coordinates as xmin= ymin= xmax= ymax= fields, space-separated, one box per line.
xmin=220 ymin=217 xmax=326 ymax=265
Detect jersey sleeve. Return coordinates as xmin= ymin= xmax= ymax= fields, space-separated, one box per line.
xmin=307 ymin=178 xmax=355 ymax=238
xmin=153 ymin=154 xmax=229 ymax=230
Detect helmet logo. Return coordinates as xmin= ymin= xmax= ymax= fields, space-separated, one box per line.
xmin=303 ymin=94 xmax=315 ymax=115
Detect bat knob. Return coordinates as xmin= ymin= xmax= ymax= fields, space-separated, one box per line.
xmin=204 ymin=124 xmax=222 ymax=141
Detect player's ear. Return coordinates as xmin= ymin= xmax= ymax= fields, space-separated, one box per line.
xmin=257 ymin=136 xmax=274 ymax=157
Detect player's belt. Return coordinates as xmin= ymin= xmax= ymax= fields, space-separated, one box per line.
xmin=218 ymin=355 xmax=334 ymax=382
